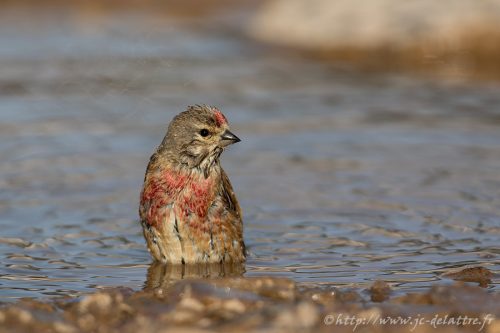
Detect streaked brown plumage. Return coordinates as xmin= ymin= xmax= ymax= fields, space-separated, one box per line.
xmin=139 ymin=105 xmax=245 ymax=264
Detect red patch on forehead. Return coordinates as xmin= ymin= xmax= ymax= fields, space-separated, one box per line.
xmin=213 ymin=109 xmax=227 ymax=126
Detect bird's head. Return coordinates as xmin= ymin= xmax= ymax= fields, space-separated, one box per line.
xmin=160 ymin=105 xmax=240 ymax=174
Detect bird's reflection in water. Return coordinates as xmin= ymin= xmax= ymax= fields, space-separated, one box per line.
xmin=145 ymin=261 xmax=246 ymax=291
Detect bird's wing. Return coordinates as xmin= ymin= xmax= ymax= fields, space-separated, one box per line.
xmin=220 ymin=168 xmax=242 ymax=221
xmin=220 ymin=168 xmax=245 ymax=257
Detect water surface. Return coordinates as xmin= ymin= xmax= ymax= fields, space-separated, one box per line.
xmin=0 ymin=4 xmax=499 ymax=300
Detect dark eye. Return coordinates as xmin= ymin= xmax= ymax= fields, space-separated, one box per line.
xmin=200 ymin=129 xmax=210 ymax=137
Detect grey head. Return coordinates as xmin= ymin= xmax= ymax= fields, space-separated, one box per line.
xmin=159 ymin=105 xmax=240 ymax=175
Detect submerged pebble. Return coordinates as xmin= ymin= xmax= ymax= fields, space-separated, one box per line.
xmin=369 ymin=280 xmax=392 ymax=302
xmin=441 ymin=265 xmax=493 ymax=287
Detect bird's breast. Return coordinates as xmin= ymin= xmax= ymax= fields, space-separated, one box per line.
xmin=141 ymin=168 xmax=218 ymax=229
xmin=180 ymin=177 xmax=214 ymax=218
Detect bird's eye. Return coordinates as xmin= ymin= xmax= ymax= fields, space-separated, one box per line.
xmin=200 ymin=129 xmax=210 ymax=137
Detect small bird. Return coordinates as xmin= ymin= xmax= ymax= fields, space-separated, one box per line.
xmin=139 ymin=105 xmax=245 ymax=264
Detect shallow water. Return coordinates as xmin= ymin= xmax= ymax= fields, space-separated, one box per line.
xmin=0 ymin=4 xmax=499 ymax=301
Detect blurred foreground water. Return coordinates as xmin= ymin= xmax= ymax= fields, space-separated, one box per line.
xmin=0 ymin=1 xmax=499 ymax=306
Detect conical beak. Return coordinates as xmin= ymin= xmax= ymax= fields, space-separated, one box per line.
xmin=219 ymin=129 xmax=241 ymax=147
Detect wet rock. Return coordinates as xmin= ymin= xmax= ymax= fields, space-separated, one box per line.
xmin=441 ymin=265 xmax=493 ymax=287
xmin=369 ymin=280 xmax=392 ymax=302
xmin=0 ymin=304 xmax=57 ymax=333
xmin=300 ymin=286 xmax=337 ymax=305
xmin=66 ymin=290 xmax=135 ymax=332
xmin=273 ymin=301 xmax=320 ymax=330
xmin=211 ymin=277 xmax=297 ymax=301
xmin=4 ymin=307 xmax=33 ymax=324
xmin=392 ymin=283 xmax=500 ymax=316
xmin=178 ymin=295 xmax=205 ymax=313
xmin=17 ymin=299 xmax=57 ymax=313
xmin=77 ymin=293 xmax=114 ymax=313
xmin=335 ymin=289 xmax=363 ymax=304
xmin=52 ymin=322 xmax=77 ymax=333
xmin=302 ymin=286 xmax=362 ymax=305
xmin=0 ymin=279 xmax=499 ymax=333
xmin=150 ymin=277 xmax=294 ymax=329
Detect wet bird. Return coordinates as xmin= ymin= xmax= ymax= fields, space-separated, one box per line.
xmin=139 ymin=105 xmax=245 ymax=264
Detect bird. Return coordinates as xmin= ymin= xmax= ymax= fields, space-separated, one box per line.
xmin=139 ymin=105 xmax=245 ymax=264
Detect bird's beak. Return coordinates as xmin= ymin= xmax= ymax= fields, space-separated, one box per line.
xmin=219 ymin=129 xmax=241 ymax=147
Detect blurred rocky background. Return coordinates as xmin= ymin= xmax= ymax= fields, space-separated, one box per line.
xmin=250 ymin=0 xmax=500 ymax=80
